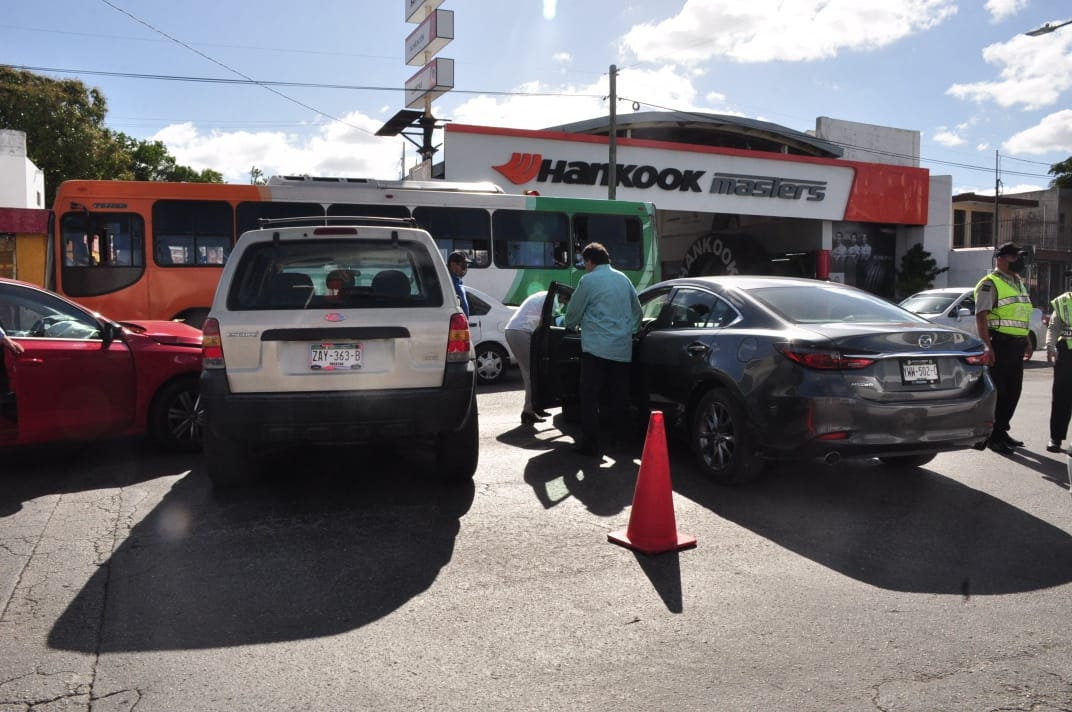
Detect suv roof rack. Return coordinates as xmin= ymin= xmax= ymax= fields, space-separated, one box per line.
xmin=256 ymin=215 xmax=419 ymax=228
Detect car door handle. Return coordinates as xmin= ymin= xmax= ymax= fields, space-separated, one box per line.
xmin=686 ymin=342 xmax=710 ymax=356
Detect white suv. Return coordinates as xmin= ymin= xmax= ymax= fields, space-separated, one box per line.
xmin=199 ymin=217 xmax=479 ymax=487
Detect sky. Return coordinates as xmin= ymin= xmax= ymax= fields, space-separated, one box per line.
xmin=3 ymin=0 xmax=1072 ymax=197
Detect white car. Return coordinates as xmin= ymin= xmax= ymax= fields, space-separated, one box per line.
xmin=199 ymin=217 xmax=479 ymax=487
xmin=464 ymin=285 xmax=517 ymax=385
xmin=899 ymin=287 xmax=1045 ymax=351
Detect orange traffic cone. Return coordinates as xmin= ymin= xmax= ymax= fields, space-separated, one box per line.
xmin=608 ymin=411 xmax=696 ymax=555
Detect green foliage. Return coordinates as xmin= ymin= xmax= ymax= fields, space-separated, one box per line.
xmin=896 ymin=243 xmax=948 ymax=298
xmin=1049 ymin=157 xmax=1072 ymax=189
xmin=0 ymin=67 xmax=221 ymax=206
xmin=249 ymin=166 xmax=267 ymax=185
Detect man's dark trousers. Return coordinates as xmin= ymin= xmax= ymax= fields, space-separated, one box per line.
xmin=990 ymin=332 xmax=1026 ymax=437
xmin=579 ymin=352 xmax=630 ymax=452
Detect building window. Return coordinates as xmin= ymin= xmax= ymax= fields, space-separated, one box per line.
xmin=970 ymin=211 xmax=993 ymax=247
xmin=953 ymin=209 xmax=966 ymax=248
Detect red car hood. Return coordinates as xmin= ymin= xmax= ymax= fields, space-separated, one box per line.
xmin=119 ymin=320 xmax=204 ymax=347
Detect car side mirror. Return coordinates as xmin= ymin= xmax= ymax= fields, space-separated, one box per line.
xmin=956 ymin=307 xmax=971 ymax=319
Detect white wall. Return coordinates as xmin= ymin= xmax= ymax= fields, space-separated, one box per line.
xmin=0 ymin=130 xmax=45 ymax=209
xmin=813 ymin=117 xmax=920 ymax=167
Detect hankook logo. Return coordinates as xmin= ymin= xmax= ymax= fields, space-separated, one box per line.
xmin=491 ymin=152 xmax=826 ymax=202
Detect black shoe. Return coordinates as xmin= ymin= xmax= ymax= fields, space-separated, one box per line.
xmin=534 ymin=410 xmax=552 ymax=418
xmin=1001 ymin=433 xmax=1024 ymax=447
xmin=1047 ymin=439 xmax=1063 ymax=453
xmin=521 ymin=411 xmax=546 ymax=424
xmin=988 ymin=439 xmax=1014 ymax=455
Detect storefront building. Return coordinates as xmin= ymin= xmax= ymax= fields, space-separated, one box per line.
xmin=442 ymin=113 xmax=949 ymax=299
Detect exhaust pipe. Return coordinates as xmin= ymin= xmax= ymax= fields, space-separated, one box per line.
xmin=821 ymin=451 xmax=841 ymax=466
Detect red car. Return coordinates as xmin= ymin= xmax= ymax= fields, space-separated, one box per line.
xmin=0 ymin=278 xmax=203 ymax=451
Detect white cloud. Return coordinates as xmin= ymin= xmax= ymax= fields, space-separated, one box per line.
xmin=620 ymin=0 xmax=958 ymax=64
xmin=932 ymin=128 xmax=966 ymax=146
xmin=449 ymin=66 xmax=712 ymax=130
xmin=1002 ymin=109 xmax=1072 ymax=154
xmin=153 ymin=113 xmax=407 ymax=184
xmin=984 ymin=0 xmax=1028 ymax=22
xmin=947 ymin=32 xmax=1072 ymax=110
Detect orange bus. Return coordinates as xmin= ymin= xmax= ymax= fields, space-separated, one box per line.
xmin=49 ymin=177 xmax=658 ymax=327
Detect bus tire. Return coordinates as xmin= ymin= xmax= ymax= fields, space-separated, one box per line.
xmin=148 ymin=375 xmax=202 ymax=452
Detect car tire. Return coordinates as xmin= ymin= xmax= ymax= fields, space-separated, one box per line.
xmin=691 ymin=388 xmax=763 ymax=485
xmin=148 ymin=375 xmax=202 ymax=452
xmin=474 ymin=343 xmax=509 ymax=385
xmin=203 ymin=429 xmax=258 ymax=488
xmin=877 ymin=453 xmax=936 ymax=468
xmin=435 ymin=394 xmax=479 ymax=482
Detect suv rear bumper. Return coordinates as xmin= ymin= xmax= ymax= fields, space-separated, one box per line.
xmin=200 ymin=366 xmax=475 ymax=444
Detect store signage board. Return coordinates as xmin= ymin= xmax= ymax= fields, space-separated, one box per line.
xmin=405 ymin=9 xmax=454 ymax=66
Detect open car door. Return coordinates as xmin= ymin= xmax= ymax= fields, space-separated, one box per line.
xmin=530 ymin=282 xmax=579 ymax=414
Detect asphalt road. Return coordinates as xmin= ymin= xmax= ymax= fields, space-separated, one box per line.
xmin=2 ymin=358 xmax=1071 ymax=711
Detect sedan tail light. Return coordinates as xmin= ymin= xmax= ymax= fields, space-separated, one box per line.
xmin=202 ymin=317 xmax=225 ymax=369
xmin=774 ymin=342 xmax=875 ymax=370
xmin=446 ymin=313 xmax=472 ymax=363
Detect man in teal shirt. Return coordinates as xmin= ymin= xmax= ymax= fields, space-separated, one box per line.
xmin=564 ymin=242 xmax=642 ymax=456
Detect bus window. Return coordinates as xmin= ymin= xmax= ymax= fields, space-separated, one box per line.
xmin=491 ymin=210 xmax=568 ymax=269
xmin=236 ymin=201 xmax=326 ymax=236
xmin=573 ymin=214 xmax=643 ymax=270
xmin=59 ymin=212 xmax=145 ymax=297
xmin=411 ymin=206 xmax=491 ymax=268
xmin=152 ymin=200 xmax=233 ymax=267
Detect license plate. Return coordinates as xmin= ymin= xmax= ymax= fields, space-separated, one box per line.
xmin=309 ymin=343 xmax=362 ymax=370
xmin=901 ymin=358 xmax=938 ymax=384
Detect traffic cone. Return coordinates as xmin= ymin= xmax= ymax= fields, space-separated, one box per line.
xmin=608 ymin=411 xmax=697 ymax=555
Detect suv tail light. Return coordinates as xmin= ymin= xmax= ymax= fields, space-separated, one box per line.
xmin=202 ymin=317 xmax=225 ymax=369
xmin=446 ymin=313 xmax=472 ymax=362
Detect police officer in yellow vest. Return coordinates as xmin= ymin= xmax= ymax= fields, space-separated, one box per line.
xmin=975 ymin=242 xmax=1034 ymax=454
xmin=1044 ymin=285 xmax=1072 ymax=452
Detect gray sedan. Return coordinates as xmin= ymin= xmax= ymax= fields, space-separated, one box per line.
xmin=532 ymin=276 xmax=996 ymax=484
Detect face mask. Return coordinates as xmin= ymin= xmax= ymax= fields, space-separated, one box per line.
xmin=1008 ymin=259 xmax=1025 ymax=273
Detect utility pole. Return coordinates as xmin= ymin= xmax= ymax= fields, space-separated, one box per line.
xmin=994 ymin=150 xmax=1001 ymax=246
xmin=608 ymin=64 xmax=617 ymax=200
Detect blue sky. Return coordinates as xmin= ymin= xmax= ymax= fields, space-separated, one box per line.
xmin=4 ymin=0 xmax=1071 ymax=195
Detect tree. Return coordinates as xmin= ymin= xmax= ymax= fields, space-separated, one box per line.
xmin=249 ymin=166 xmax=267 ymax=185
xmin=1049 ymin=157 xmax=1072 ymax=189
xmin=896 ymin=243 xmax=948 ymax=298
xmin=0 ymin=67 xmax=221 ymax=206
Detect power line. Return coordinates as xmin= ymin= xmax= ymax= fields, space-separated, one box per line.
xmin=96 ymin=0 xmax=374 ymax=136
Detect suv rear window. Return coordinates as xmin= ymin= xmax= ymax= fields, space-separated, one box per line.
xmin=225 ymin=238 xmax=446 ymax=310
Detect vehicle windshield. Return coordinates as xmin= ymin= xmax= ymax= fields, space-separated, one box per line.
xmin=748 ymin=284 xmax=929 ymax=325
xmin=899 ymin=293 xmax=959 ymax=314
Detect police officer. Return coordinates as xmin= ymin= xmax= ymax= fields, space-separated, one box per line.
xmin=975 ymin=242 xmax=1034 ymax=454
xmin=1045 ymin=284 xmax=1072 ymax=452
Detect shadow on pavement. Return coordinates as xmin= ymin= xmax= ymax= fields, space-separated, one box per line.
xmin=48 ymin=442 xmax=474 ymax=652
xmin=668 ymin=444 xmax=1072 ymax=596
xmin=0 ymin=438 xmax=198 ymax=517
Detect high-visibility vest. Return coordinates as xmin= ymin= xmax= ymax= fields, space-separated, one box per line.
xmin=975 ymin=271 xmax=1031 ymax=336
xmin=1051 ymin=293 xmax=1072 ymax=348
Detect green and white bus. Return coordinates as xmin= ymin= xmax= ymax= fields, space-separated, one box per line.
xmin=52 ymin=176 xmax=660 ymax=326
